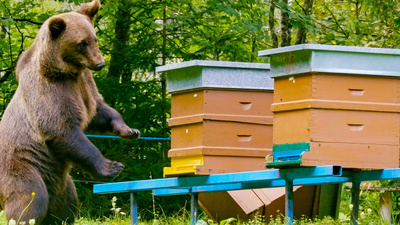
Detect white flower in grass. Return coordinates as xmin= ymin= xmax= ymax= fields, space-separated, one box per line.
xmin=9 ymin=219 xmax=16 ymax=225
xmin=120 ymin=212 xmax=126 ymax=215
xmin=112 ymin=196 xmax=117 ymax=208
xmin=349 ymin=204 xmax=353 ymax=210
xmin=29 ymin=219 xmax=36 ymax=225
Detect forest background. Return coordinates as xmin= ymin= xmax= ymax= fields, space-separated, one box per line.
xmin=0 ymin=0 xmax=399 ymax=220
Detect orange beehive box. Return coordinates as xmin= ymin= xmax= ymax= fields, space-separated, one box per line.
xmin=258 ymin=44 xmax=400 ymax=169
xmin=155 ymin=60 xmax=273 ymax=176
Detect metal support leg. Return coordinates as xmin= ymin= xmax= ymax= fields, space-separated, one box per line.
xmin=130 ymin=192 xmax=138 ymax=225
xmin=285 ymin=179 xmax=294 ymax=225
xmin=190 ymin=192 xmax=199 ymax=225
xmin=351 ymin=182 xmax=361 ymax=225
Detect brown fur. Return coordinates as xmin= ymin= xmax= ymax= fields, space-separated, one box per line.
xmin=0 ymin=1 xmax=140 ymax=224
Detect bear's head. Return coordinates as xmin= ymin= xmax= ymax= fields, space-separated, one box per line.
xmin=38 ymin=0 xmax=105 ymax=79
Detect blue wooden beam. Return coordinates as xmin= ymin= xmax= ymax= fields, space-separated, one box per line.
xmin=85 ymin=134 xmax=171 ymax=141
xmin=93 ymin=167 xmax=400 ymax=225
xmin=94 ymin=165 xmax=342 ymax=194
xmin=347 ymin=169 xmax=400 ymax=182
xmin=153 ymin=176 xmax=350 ymax=196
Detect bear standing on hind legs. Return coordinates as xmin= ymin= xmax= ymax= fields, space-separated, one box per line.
xmin=0 ymin=0 xmax=140 ymax=224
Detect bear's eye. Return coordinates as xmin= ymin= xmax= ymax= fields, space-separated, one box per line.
xmin=78 ymin=41 xmax=88 ymax=50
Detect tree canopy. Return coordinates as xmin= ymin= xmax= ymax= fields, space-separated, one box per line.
xmin=1 ymin=0 xmax=400 ymax=218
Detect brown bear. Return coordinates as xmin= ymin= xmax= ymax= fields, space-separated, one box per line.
xmin=0 ymin=0 xmax=140 ymax=224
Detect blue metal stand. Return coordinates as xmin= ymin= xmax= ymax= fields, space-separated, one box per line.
xmin=351 ymin=182 xmax=361 ymax=225
xmin=285 ymin=179 xmax=294 ymax=225
xmin=130 ymin=192 xmax=138 ymax=225
xmin=190 ymin=192 xmax=199 ymax=225
xmin=93 ymin=166 xmax=400 ymax=225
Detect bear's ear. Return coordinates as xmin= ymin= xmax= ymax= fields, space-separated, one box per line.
xmin=75 ymin=0 xmax=100 ymax=20
xmin=48 ymin=17 xmax=66 ymax=39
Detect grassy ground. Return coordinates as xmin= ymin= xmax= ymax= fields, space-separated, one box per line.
xmin=0 ymin=185 xmax=389 ymax=224
xmin=0 ymin=211 xmax=385 ymax=225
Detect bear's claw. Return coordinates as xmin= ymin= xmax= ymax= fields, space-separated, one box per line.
xmin=120 ymin=128 xmax=140 ymax=140
xmin=96 ymin=159 xmax=124 ymax=180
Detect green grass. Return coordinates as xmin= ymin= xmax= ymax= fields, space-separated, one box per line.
xmin=0 ymin=210 xmax=385 ymax=225
xmin=0 ymin=185 xmax=392 ymax=224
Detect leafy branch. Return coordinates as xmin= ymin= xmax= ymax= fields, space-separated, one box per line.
xmin=0 ymin=0 xmax=28 ymax=83
xmin=1 ymin=17 xmax=42 ymax=26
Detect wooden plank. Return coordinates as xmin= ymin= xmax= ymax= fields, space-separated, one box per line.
xmin=379 ymin=191 xmax=392 ymax=224
xmin=301 ymin=142 xmax=399 ymax=169
xmin=169 ymin=114 xmax=273 ymax=126
xmin=171 ymin=90 xmax=204 ymax=118
xmin=203 ymin=90 xmax=273 ymax=116
xmin=164 ymin=153 xmax=271 ymax=176
xmin=274 ymin=74 xmax=399 ymax=104
xmin=172 ymin=90 xmax=273 ymax=118
xmin=198 ymin=191 xmax=261 ymax=221
xmin=171 ymin=121 xmax=273 ymax=149
xmin=168 ymin=146 xmax=272 ymax=157
xmin=196 ymin=155 xmax=268 ymax=175
xmin=271 ymin=99 xmax=400 ymax=113
xmin=273 ymin=109 xmax=399 ymax=146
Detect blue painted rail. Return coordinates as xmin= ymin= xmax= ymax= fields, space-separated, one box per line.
xmin=93 ymin=166 xmax=400 ymax=225
xmin=85 ymin=134 xmax=171 ymax=141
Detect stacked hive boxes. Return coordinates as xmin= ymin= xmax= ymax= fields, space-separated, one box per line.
xmin=259 ymin=44 xmax=400 ymax=169
xmin=156 ymin=58 xmax=340 ymax=221
xmin=155 ymin=60 xmax=273 ymax=176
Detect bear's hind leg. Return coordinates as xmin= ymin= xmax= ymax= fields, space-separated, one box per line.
xmin=43 ymin=176 xmax=78 ymax=225
xmin=3 ymin=179 xmax=49 ymax=225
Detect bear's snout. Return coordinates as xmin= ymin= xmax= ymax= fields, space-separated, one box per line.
xmin=93 ymin=62 xmax=105 ymax=71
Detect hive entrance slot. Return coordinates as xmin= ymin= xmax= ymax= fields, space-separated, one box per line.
xmin=349 ymin=89 xmax=365 ymax=96
xmin=347 ymin=124 xmax=364 ymax=131
xmin=239 ymin=102 xmax=253 ymax=110
xmin=237 ymin=135 xmax=252 ymax=142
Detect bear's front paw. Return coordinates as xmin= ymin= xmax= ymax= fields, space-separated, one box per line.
xmin=96 ymin=159 xmax=124 ymax=180
xmin=120 ymin=128 xmax=140 ymax=140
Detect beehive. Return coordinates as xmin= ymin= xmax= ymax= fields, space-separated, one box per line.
xmin=155 ymin=60 xmax=273 ymax=176
xmin=258 ymin=44 xmax=400 ymax=169
xmin=157 ymin=60 xmax=338 ymax=221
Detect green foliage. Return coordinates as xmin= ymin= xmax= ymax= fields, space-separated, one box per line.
xmin=2 ymin=0 xmax=400 ymax=220
xmin=311 ymin=0 xmax=400 ymax=47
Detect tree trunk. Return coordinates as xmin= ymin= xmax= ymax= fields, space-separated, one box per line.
xmin=269 ymin=0 xmax=279 ymax=48
xmin=280 ymin=0 xmax=291 ymax=47
xmin=251 ymin=35 xmax=256 ymax=62
xmin=161 ymin=5 xmax=168 ymax=158
xmin=107 ymin=0 xmax=131 ymax=80
xmin=250 ymin=3 xmax=256 ymax=62
xmin=295 ymin=0 xmax=313 ymax=44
